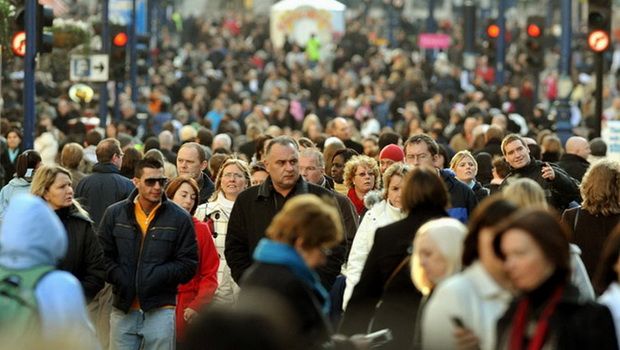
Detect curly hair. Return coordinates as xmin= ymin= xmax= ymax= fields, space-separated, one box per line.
xmin=580 ymin=159 xmax=620 ymax=216
xmin=343 ymin=155 xmax=380 ymax=190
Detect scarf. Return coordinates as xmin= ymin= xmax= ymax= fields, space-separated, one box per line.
xmin=347 ymin=187 xmax=365 ymax=215
xmin=253 ymin=238 xmax=330 ymax=315
xmin=8 ymin=148 xmax=19 ymax=163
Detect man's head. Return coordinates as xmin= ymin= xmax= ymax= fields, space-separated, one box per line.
xmin=332 ymin=117 xmax=351 ymax=141
xmin=212 ymin=133 xmax=232 ymax=151
xmin=158 ymin=130 xmax=174 ymax=151
xmin=264 ymin=136 xmax=300 ymax=193
xmin=403 ymin=134 xmax=438 ymax=168
xmin=501 ymin=134 xmax=531 ymax=169
xmin=589 ymin=137 xmax=607 ymax=157
xmin=95 ymin=138 xmax=124 ymax=169
xmin=177 ymin=142 xmax=208 ymax=181
xmin=133 ymin=158 xmax=166 ymax=205
xmin=299 ymin=149 xmax=325 ymax=185
xmin=84 ymin=130 xmax=103 ymax=147
xmin=565 ymin=136 xmax=591 ymax=160
xmin=379 ymin=144 xmax=404 ymax=173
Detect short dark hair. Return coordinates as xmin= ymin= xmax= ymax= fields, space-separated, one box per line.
xmin=96 ymin=138 xmax=122 ymax=163
xmin=265 ymin=136 xmax=298 ymax=157
xmin=378 ymin=131 xmax=401 ymax=150
xmin=404 ymin=134 xmax=439 ymax=156
xmin=331 ymin=148 xmax=359 ymax=164
xmin=589 ymin=137 xmax=607 ymax=157
xmin=134 ymin=158 xmax=163 ymax=178
xmin=400 ymin=166 xmax=448 ymax=213
xmin=500 ymin=134 xmax=526 ymax=156
xmin=493 ymin=209 xmax=571 ymax=282
xmin=85 ymin=130 xmax=102 ymax=147
xmin=462 ymin=196 xmax=518 ymax=267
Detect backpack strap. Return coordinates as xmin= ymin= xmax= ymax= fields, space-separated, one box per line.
xmin=0 ymin=265 xmax=55 ymax=309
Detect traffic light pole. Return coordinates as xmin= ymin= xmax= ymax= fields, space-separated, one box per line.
xmin=100 ymin=0 xmax=110 ymax=128
xmin=495 ymin=0 xmax=507 ymax=86
xmin=23 ymin=0 xmax=37 ymax=150
xmin=594 ymin=53 xmax=603 ymax=138
xmin=555 ymin=0 xmax=573 ymax=143
xmin=130 ymin=0 xmax=138 ymax=104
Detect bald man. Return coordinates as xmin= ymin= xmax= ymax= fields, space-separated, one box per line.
xmin=557 ymin=136 xmax=591 ymax=182
xmin=331 ymin=117 xmax=363 ymax=154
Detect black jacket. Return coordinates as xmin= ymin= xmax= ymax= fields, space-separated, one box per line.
xmin=197 ymin=172 xmax=215 ymax=205
xmin=339 ymin=207 xmax=448 ymax=349
xmin=557 ymin=153 xmax=590 ymax=183
xmin=241 ymin=263 xmax=331 ymax=349
xmin=75 ymin=162 xmax=134 ymax=227
xmin=56 ymin=205 xmax=106 ymax=300
xmin=225 ymin=177 xmax=352 ymax=289
xmin=98 ymin=189 xmax=198 ymax=313
xmin=440 ymin=169 xmax=478 ymax=223
xmin=496 ymin=283 xmax=617 ymax=350
xmin=501 ymin=159 xmax=581 ymax=211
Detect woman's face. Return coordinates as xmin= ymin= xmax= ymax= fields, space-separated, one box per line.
xmin=7 ymin=132 xmax=21 ymax=149
xmin=386 ymin=175 xmax=403 ymax=209
xmin=417 ymin=235 xmax=448 ymax=288
xmin=352 ymin=165 xmax=375 ymax=194
xmin=251 ymin=170 xmax=269 ymax=187
xmin=501 ymin=228 xmax=554 ymax=292
xmin=454 ymin=155 xmax=477 ymax=183
xmin=331 ymin=155 xmax=345 ymax=183
xmin=220 ymin=164 xmax=248 ymax=200
xmin=172 ymin=182 xmax=197 ymax=213
xmin=44 ymin=173 xmax=73 ymax=210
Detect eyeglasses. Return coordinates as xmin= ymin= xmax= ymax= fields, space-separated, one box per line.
xmin=144 ymin=177 xmax=168 ymax=187
xmin=221 ymin=172 xmax=245 ymax=180
xmin=355 ymin=172 xmax=374 ymax=178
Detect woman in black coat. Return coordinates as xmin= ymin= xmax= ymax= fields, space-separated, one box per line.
xmin=1 ymin=127 xmax=24 ymax=185
xmin=339 ymin=167 xmax=450 ymax=350
xmin=31 ymin=164 xmax=105 ymax=300
xmin=493 ymin=209 xmax=617 ymax=350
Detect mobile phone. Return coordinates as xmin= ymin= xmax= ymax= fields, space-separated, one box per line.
xmin=451 ymin=316 xmax=465 ymax=328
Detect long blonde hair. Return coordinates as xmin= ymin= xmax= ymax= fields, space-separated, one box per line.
xmin=31 ymin=164 xmax=90 ymax=219
xmin=209 ymin=158 xmax=251 ymax=202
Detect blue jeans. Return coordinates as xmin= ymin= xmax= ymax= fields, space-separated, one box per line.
xmin=110 ymin=307 xmax=175 ymax=350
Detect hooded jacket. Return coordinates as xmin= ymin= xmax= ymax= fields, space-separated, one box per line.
xmin=0 ymin=194 xmax=94 ymax=339
xmin=0 ymin=177 xmax=32 ymax=222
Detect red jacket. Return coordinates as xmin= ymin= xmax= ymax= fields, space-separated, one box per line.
xmin=176 ymin=217 xmax=219 ymax=338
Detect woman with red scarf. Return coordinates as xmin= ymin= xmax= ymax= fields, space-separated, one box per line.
xmin=342 ymin=155 xmax=380 ymax=218
xmin=493 ymin=209 xmax=617 ymax=350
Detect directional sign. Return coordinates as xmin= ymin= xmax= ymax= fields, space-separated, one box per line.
xmin=70 ymin=54 xmax=109 ymax=82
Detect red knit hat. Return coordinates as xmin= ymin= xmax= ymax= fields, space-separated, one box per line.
xmin=379 ymin=144 xmax=404 ymax=162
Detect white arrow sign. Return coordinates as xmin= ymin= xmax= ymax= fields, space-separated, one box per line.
xmin=70 ymin=54 xmax=109 ymax=82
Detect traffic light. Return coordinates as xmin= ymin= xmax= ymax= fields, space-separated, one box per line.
xmin=136 ymin=35 xmax=150 ymax=75
xmin=587 ymin=0 xmax=611 ymax=53
xmin=486 ymin=21 xmax=500 ymax=40
xmin=483 ymin=19 xmax=499 ymax=63
xmin=110 ymin=26 xmax=128 ymax=81
xmin=37 ymin=4 xmax=54 ymax=54
xmin=525 ymin=16 xmax=545 ymax=70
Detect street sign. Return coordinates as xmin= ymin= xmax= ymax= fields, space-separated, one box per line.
xmin=70 ymin=54 xmax=109 ymax=82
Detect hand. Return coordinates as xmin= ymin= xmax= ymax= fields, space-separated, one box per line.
xmin=541 ymin=163 xmax=555 ymax=181
xmin=454 ymin=326 xmax=480 ymax=350
xmin=183 ymin=308 xmax=198 ymax=323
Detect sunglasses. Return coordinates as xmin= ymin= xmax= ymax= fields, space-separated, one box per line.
xmin=144 ymin=177 xmax=168 ymax=187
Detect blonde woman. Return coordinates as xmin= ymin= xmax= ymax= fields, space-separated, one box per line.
xmin=450 ymin=150 xmax=490 ymax=203
xmin=195 ymin=158 xmax=251 ymax=305
xmin=342 ymin=155 xmax=380 ymax=216
xmin=31 ymin=164 xmax=105 ymax=300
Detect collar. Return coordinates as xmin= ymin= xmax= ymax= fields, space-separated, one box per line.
xmin=257 ymin=176 xmax=308 ymax=199
xmin=464 ymin=262 xmax=512 ymax=301
xmin=560 ymin=153 xmax=589 ymax=164
xmin=92 ymin=162 xmax=121 ymax=174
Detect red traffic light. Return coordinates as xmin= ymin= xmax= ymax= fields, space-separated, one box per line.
xmin=487 ymin=24 xmax=500 ymax=39
xmin=11 ymin=31 xmax=27 ymax=57
xmin=588 ymin=29 xmax=610 ymax=53
xmin=527 ymin=24 xmax=542 ymax=38
xmin=113 ymin=32 xmax=128 ymax=47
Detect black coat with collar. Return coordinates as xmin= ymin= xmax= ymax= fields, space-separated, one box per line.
xmin=557 ymin=153 xmax=590 ymax=183
xmin=339 ymin=206 xmax=448 ymax=348
xmin=496 ymin=284 xmax=618 ymax=350
xmin=225 ymin=177 xmax=346 ymax=289
xmin=98 ymin=189 xmax=198 ymax=313
xmin=56 ymin=204 xmax=106 ymax=301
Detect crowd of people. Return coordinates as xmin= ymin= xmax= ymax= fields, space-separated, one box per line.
xmin=1 ymin=3 xmax=620 ymax=350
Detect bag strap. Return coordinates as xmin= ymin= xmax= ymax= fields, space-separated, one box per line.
xmin=0 ymin=265 xmax=54 ymax=309
xmin=573 ymin=206 xmax=581 ymax=233
xmin=383 ymin=255 xmax=411 ymax=292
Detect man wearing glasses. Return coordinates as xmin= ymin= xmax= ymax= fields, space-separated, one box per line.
xmin=99 ymin=158 xmax=197 ymax=350
xmin=403 ymin=134 xmax=477 ymax=223
xmin=75 ymin=138 xmax=134 ymax=227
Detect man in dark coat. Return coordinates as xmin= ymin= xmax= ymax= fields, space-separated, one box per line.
xmin=225 ymin=136 xmax=350 ymax=290
xmin=557 ymin=136 xmax=591 ymax=182
xmin=75 ymin=138 xmax=134 ymax=228
xmin=500 ymin=134 xmax=581 ymax=211
xmin=99 ymin=158 xmax=197 ymax=350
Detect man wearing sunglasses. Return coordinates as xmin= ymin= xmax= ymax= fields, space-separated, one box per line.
xmin=99 ymin=158 xmax=198 ymax=350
